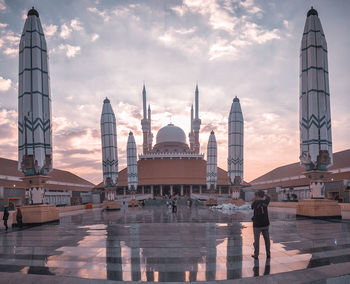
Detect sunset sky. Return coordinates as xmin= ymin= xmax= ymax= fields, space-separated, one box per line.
xmin=0 ymin=0 xmax=349 ymax=184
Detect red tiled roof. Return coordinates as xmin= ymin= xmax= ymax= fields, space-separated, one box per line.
xmin=96 ymin=159 xmax=237 ymax=188
xmin=250 ymin=149 xmax=350 ymax=189
xmin=0 ymin=157 xmax=95 ymax=191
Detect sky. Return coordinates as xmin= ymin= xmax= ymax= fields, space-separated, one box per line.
xmin=0 ymin=0 xmax=349 ymax=185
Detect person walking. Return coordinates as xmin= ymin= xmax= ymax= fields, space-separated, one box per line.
xmin=251 ymin=190 xmax=271 ymax=259
xmin=174 ymin=198 xmax=178 ymax=213
xmin=3 ymin=206 xmax=9 ymax=231
xmin=16 ymin=207 xmax=23 ymax=228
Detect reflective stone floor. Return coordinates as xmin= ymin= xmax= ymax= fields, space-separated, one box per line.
xmin=1 ymin=204 xmax=350 ymax=282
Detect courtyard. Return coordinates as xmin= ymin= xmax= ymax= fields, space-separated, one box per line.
xmin=1 ymin=203 xmax=350 ymax=283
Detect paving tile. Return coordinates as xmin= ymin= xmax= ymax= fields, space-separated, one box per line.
xmin=1 ymin=205 xmax=350 ymax=282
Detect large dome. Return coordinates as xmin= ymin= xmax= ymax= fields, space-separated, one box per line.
xmin=156 ymin=123 xmax=187 ymax=144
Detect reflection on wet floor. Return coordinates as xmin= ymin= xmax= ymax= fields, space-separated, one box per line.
xmin=1 ymin=205 xmax=350 ymax=282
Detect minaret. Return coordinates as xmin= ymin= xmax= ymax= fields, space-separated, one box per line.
xmin=127 ymin=131 xmax=138 ymax=192
xmin=148 ymin=104 xmax=153 ymax=151
xmin=100 ymin=98 xmax=118 ymax=189
xmin=141 ymin=84 xmax=150 ymax=154
xmin=18 ymin=7 xmax=53 ymax=204
xmin=228 ymin=96 xmax=244 ymax=184
xmin=189 ymin=104 xmax=194 ymax=151
xmin=299 ymin=7 xmax=332 ymax=172
xmin=299 ymin=7 xmax=333 ymax=199
xmin=192 ymin=84 xmax=201 ymax=154
xmin=206 ymin=131 xmax=217 ymax=190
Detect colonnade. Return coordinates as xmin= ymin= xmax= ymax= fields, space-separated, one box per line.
xmin=116 ymin=184 xmax=229 ymax=197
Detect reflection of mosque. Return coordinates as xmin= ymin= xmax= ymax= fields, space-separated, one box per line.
xmin=105 ymin=216 xmax=243 ymax=281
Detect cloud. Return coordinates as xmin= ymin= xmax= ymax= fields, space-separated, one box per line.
xmin=53 ymin=127 xmax=102 ymax=184
xmin=58 ymin=44 xmax=81 ymax=57
xmin=21 ymin=9 xmax=27 ymax=20
xmin=3 ymin=47 xmax=16 ymax=56
xmin=240 ymin=0 xmax=262 ymax=14
xmin=0 ymin=23 xmax=7 ymax=28
xmin=0 ymin=76 xmax=11 ymax=91
xmin=70 ymin=18 xmax=83 ymax=31
xmin=208 ymin=39 xmax=238 ymax=60
xmin=156 ymin=27 xmax=206 ymax=55
xmin=91 ymin=33 xmax=99 ymax=42
xmin=171 ymin=5 xmax=187 ymax=16
xmin=241 ymin=22 xmax=280 ymax=44
xmin=0 ymin=108 xmax=17 ymax=160
xmin=169 ymin=0 xmax=281 ymax=60
xmin=0 ymin=30 xmax=20 ymax=57
xmin=87 ymin=7 xmax=110 ymax=22
xmin=0 ymin=0 xmax=6 ymax=11
xmin=43 ymin=24 xmax=58 ymax=37
xmin=60 ymin=23 xmax=72 ymax=39
xmin=111 ymin=6 xmax=131 ymax=17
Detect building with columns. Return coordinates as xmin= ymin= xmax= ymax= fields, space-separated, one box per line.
xmin=96 ymin=84 xmax=243 ymax=198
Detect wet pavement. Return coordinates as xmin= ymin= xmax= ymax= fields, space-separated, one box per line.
xmin=1 ymin=203 xmax=350 ymax=282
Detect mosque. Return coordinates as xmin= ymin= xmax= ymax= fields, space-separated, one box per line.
xmin=97 ymin=84 xmax=245 ymax=199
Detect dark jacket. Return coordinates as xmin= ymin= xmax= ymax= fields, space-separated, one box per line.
xmin=3 ymin=209 xmax=9 ymax=221
xmin=16 ymin=209 xmax=23 ymax=222
xmin=251 ymin=195 xmax=270 ymax=228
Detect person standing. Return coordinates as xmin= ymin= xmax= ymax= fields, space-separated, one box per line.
xmin=3 ymin=207 xmax=9 ymax=231
xmin=16 ymin=207 xmax=23 ymax=228
xmin=251 ymin=190 xmax=271 ymax=259
xmin=174 ymin=198 xmax=178 ymax=213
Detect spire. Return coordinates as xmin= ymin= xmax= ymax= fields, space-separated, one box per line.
xmin=307 ymin=6 xmax=318 ymax=17
xmin=191 ymin=104 xmax=194 ymax=131
xmin=142 ymin=84 xmax=146 ymax=119
xmin=195 ymin=84 xmax=199 ymax=119
xmin=148 ymin=104 xmax=151 ymax=132
xmin=28 ymin=7 xmax=39 ymax=17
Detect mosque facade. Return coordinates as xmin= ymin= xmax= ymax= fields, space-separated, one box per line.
xmin=98 ymin=85 xmax=245 ymax=198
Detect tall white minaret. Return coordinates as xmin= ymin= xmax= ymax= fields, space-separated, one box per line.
xmin=100 ymin=98 xmax=118 ymax=188
xmin=18 ymin=7 xmax=52 ymax=204
xmin=127 ymin=131 xmax=138 ymax=192
xmin=299 ymin=7 xmax=332 ymax=172
xmin=189 ymin=104 xmax=194 ymax=151
xmin=18 ymin=7 xmax=53 ymax=175
xmin=228 ymin=96 xmax=244 ymax=184
xmin=141 ymin=84 xmax=150 ymax=154
xmin=18 ymin=8 xmax=53 ymax=204
xmin=148 ymin=104 xmax=153 ymax=151
xmin=192 ymin=84 xmax=201 ymax=154
xmin=206 ymin=131 xmax=217 ymax=190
